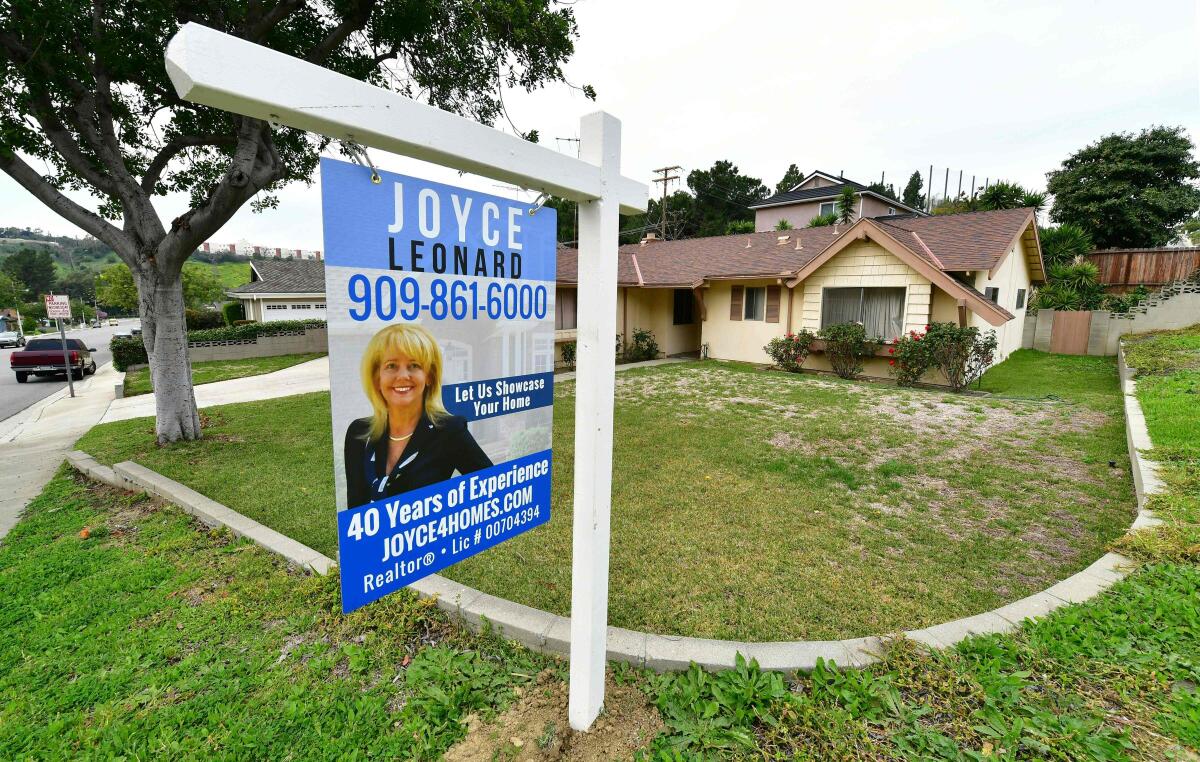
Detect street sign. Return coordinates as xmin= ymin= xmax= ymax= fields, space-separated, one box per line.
xmin=45 ymin=294 xmax=71 ymax=319
xmin=322 ymin=158 xmax=556 ymax=614
xmin=165 ymin=22 xmax=647 ymax=731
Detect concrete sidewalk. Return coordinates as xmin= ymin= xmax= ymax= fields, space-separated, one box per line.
xmin=0 ymin=363 xmax=121 ymax=541
xmin=101 ymin=356 xmax=331 ymax=424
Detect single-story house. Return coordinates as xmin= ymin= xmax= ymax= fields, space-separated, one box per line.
xmin=556 ymin=206 xmax=1044 ymax=380
xmin=748 ymin=170 xmax=926 ymax=230
xmin=226 ymin=259 xmax=328 ymax=321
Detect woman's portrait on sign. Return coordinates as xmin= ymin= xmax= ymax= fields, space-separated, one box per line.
xmin=343 ymin=323 xmax=492 ymax=509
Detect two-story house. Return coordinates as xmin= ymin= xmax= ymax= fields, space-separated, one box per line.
xmin=749 ymin=170 xmax=926 ymax=230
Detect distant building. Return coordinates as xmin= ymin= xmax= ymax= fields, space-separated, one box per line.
xmin=748 ymin=170 xmax=925 ymax=230
xmin=200 ymin=240 xmax=322 ymax=260
xmin=226 ymin=259 xmax=327 ymax=322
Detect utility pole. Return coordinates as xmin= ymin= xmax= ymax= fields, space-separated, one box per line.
xmin=943 ymin=168 xmax=949 ymax=206
xmin=651 ymin=166 xmax=681 ymax=239
xmin=926 ymin=164 xmax=933 ymax=212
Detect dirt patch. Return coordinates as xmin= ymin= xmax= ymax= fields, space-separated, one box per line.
xmin=444 ymin=670 xmax=663 ymax=762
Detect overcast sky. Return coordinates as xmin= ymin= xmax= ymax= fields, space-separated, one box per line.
xmin=2 ymin=0 xmax=1197 ymax=249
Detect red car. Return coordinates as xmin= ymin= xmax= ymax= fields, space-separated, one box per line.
xmin=10 ymin=337 xmax=98 ymax=383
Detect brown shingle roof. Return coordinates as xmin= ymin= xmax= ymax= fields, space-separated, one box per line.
xmin=229 ymin=258 xmax=326 ymax=294
xmin=557 ymin=208 xmax=1036 ymax=288
xmin=873 ymin=207 xmax=1035 ymax=271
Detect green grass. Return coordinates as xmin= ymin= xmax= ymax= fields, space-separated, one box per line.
xmin=78 ymin=352 xmax=1136 ymax=642
xmin=642 ymin=563 xmax=1200 ymax=760
xmin=0 ymin=471 xmax=556 ymax=760
xmin=183 ymin=260 xmax=252 ymax=289
xmin=1118 ymin=325 xmax=1200 ymax=550
xmin=123 ymin=353 xmax=325 ymax=397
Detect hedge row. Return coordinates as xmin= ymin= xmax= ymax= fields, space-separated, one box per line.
xmin=109 ymin=319 xmax=326 ymax=371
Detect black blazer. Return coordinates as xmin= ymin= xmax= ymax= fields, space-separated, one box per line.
xmin=344 ymin=414 xmax=493 ymax=509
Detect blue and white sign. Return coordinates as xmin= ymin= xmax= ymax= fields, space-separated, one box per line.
xmin=321 ymin=158 xmax=556 ymax=613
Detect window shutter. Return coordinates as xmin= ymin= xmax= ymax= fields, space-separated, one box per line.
xmin=765 ymin=286 xmax=781 ymax=323
xmin=730 ymin=285 xmax=744 ymax=321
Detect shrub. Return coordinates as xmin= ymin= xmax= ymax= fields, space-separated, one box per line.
xmin=922 ymin=322 xmax=998 ymax=392
xmin=560 ymin=340 xmax=576 ymax=369
xmin=808 ymin=213 xmax=837 ymax=228
xmin=774 ymin=219 xmax=793 ymax=231
xmin=222 ymin=301 xmax=245 ymax=326
xmin=764 ymin=330 xmax=815 ymax=372
xmin=724 ymin=220 xmax=754 ymax=235
xmin=615 ymin=333 xmax=623 ymax=359
xmin=887 ymin=329 xmax=932 ymax=386
xmin=818 ymin=323 xmax=874 ymax=379
xmin=185 ymin=308 xmax=225 ymax=330
xmin=623 ymin=328 xmax=659 ymax=362
xmin=186 ymin=318 xmax=324 ymax=344
xmin=110 ymin=336 xmax=147 ymax=371
xmin=233 ymin=319 xmax=255 ymax=326
xmin=1104 ymin=285 xmax=1150 ymax=314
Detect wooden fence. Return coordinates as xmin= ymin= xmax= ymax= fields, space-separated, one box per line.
xmin=1087 ymin=247 xmax=1200 ymax=292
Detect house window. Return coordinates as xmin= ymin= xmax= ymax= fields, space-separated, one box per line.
xmin=672 ymin=289 xmax=694 ymax=325
xmin=743 ymin=287 xmax=766 ymax=321
xmin=887 ymin=207 xmax=896 ymax=215
xmin=820 ymin=287 xmax=906 ymax=339
xmin=555 ymin=288 xmax=577 ymax=330
xmin=819 ymin=201 xmax=837 ymax=217
xmin=984 ymin=287 xmax=1000 ymax=303
xmin=1015 ymin=289 xmax=1026 ymax=309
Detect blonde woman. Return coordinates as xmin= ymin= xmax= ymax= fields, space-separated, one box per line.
xmin=344 ymin=324 xmax=491 ymax=509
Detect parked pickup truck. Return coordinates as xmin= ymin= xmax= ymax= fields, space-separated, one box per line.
xmin=10 ymin=337 xmax=98 ymax=383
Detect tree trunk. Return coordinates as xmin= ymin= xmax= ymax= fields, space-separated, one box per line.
xmin=137 ymin=266 xmax=201 ymax=443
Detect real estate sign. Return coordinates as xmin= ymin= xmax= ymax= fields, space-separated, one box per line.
xmin=321 ymin=157 xmax=556 ymax=613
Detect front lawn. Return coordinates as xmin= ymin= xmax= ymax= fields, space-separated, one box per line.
xmin=123 ymin=353 xmax=325 ymax=396
xmin=6 ymin=471 xmax=1197 ymax=759
xmin=0 ymin=472 xmax=560 ymax=759
xmin=1121 ymin=325 xmax=1200 ymax=544
xmin=78 ymin=351 xmax=1135 ymax=642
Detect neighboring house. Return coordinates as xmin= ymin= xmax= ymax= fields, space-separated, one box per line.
xmin=749 ymin=170 xmax=925 ymax=230
xmin=0 ymin=308 xmax=19 ymax=331
xmin=226 ymin=259 xmax=327 ymax=322
xmin=556 ymin=207 xmax=1043 ymax=380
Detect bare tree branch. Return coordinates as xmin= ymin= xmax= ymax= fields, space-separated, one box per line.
xmin=158 ymin=119 xmax=284 ymax=268
xmin=141 ymin=133 xmax=238 ymax=194
xmin=306 ymin=0 xmax=379 ymax=63
xmin=243 ymin=0 xmax=305 ymax=42
xmin=0 ymin=151 xmax=133 ymax=258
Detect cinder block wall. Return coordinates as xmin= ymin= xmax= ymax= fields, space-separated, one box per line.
xmin=188 ymin=327 xmax=327 ymax=362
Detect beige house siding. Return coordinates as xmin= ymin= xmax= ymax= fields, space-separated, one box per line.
xmin=552 ymin=285 xmax=701 ymax=367
xmin=621 ymin=288 xmax=701 ymax=356
xmin=755 ymin=194 xmax=901 ymax=232
xmin=701 ymin=279 xmax=788 ymax=364
xmin=970 ymin=235 xmax=1034 ymax=363
xmin=798 ymin=240 xmax=932 ymax=337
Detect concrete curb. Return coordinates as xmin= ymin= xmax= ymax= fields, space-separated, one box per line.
xmin=1117 ymin=343 xmax=1165 ymax=527
xmin=67 ymin=453 xmax=1143 ymax=673
xmin=67 ymin=451 xmax=333 ymax=575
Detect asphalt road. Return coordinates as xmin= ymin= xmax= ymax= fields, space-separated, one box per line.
xmin=0 ymin=319 xmax=134 ymax=424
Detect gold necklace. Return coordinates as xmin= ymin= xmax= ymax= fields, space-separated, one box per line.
xmin=388 ymin=431 xmax=414 ymax=442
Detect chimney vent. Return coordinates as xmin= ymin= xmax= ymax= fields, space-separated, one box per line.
xmin=639 ymin=232 xmax=658 ymax=246
xmin=776 ymin=235 xmax=790 ymax=245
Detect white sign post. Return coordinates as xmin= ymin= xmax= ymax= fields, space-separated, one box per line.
xmin=165 ymin=23 xmax=647 ymax=731
xmin=45 ymin=294 xmax=75 ymax=398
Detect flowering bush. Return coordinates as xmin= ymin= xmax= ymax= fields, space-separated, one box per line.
xmin=818 ymin=322 xmax=876 ymax=379
xmin=888 ymin=329 xmax=932 ymax=386
xmin=764 ymin=329 xmax=816 ymax=372
xmin=922 ymin=322 xmax=998 ymax=392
